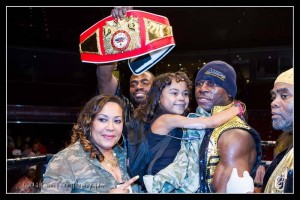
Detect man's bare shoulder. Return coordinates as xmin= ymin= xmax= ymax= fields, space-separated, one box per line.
xmin=218 ymin=128 xmax=255 ymax=149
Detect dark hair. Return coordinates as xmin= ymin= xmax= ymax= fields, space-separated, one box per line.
xmin=70 ymin=95 xmax=124 ymax=161
xmin=134 ymin=71 xmax=192 ymax=123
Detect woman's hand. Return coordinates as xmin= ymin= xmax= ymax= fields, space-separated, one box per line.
xmin=109 ymin=175 xmax=139 ymax=193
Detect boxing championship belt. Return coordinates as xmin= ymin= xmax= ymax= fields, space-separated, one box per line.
xmin=79 ymin=10 xmax=175 ymax=75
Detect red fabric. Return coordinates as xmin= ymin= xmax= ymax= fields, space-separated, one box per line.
xmin=38 ymin=143 xmax=47 ymax=155
xmin=80 ymin=10 xmax=175 ymax=63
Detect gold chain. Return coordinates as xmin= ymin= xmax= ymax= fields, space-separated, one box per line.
xmin=104 ymin=156 xmax=119 ymax=168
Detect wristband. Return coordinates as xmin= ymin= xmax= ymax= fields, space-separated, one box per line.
xmin=234 ymin=102 xmax=246 ymax=116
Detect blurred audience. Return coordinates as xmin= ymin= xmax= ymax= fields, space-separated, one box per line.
xmin=10 ymin=168 xmax=38 ymax=193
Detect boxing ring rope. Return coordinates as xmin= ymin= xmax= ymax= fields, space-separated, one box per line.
xmin=7 ymin=140 xmax=276 ymax=170
xmin=261 ymin=140 xmax=276 ymax=146
xmin=7 ymin=155 xmax=50 ymax=169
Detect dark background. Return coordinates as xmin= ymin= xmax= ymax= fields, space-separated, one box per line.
xmin=7 ymin=7 xmax=293 ymax=106
xmin=7 ymin=7 xmax=293 ymax=52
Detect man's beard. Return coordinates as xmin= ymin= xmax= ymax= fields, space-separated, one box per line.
xmin=272 ymin=115 xmax=293 ymax=132
xmin=130 ymin=96 xmax=146 ymax=107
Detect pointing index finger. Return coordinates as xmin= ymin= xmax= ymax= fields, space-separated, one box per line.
xmin=119 ymin=175 xmax=139 ymax=189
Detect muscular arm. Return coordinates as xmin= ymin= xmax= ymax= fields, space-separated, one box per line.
xmin=212 ymin=129 xmax=257 ymax=193
xmin=96 ymin=63 xmax=118 ymax=95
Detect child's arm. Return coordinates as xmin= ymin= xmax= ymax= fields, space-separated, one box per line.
xmin=189 ymin=102 xmax=244 ymax=129
xmin=154 ymin=102 xmax=244 ymax=134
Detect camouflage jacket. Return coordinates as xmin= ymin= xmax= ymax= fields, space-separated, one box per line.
xmin=151 ymin=106 xmax=211 ymax=193
xmin=40 ymin=141 xmax=139 ymax=193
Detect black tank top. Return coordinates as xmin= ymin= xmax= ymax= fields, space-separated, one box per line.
xmin=146 ymin=111 xmax=183 ymax=175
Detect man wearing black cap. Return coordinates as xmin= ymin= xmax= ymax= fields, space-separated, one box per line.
xmin=194 ymin=60 xmax=262 ymax=193
xmin=148 ymin=60 xmax=262 ymax=193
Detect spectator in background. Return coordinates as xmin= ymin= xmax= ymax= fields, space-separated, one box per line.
xmin=10 ymin=168 xmax=38 ymax=193
xmin=7 ymin=130 xmax=16 ymax=158
xmin=35 ymin=138 xmax=47 ymax=155
xmin=24 ymin=136 xmax=32 ymax=144
xmin=11 ymin=149 xmax=22 ymax=158
xmin=7 ymin=141 xmax=16 ymax=159
xmin=22 ymin=140 xmax=41 ymax=157
xmin=21 ymin=142 xmax=31 ymax=155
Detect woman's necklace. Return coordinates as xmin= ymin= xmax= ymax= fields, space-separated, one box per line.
xmin=104 ymin=152 xmax=119 ymax=168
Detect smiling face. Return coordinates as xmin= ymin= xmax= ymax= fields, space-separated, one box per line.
xmin=270 ymin=82 xmax=294 ymax=132
xmin=159 ymin=78 xmax=189 ymax=115
xmin=129 ymin=72 xmax=154 ymax=106
xmin=91 ymin=102 xmax=123 ymax=153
